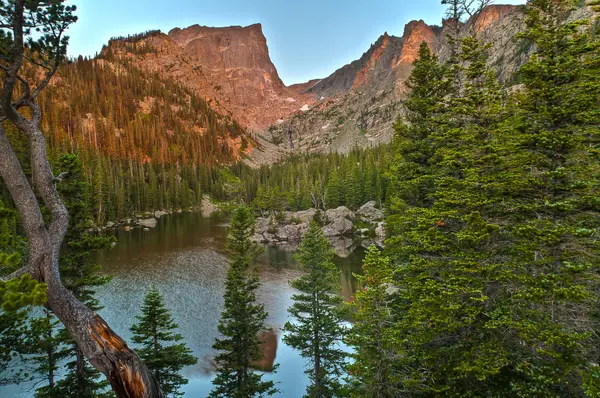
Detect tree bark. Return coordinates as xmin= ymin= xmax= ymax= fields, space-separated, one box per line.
xmin=0 ymin=123 xmax=164 ymax=397
xmin=0 ymin=1 xmax=165 ymax=395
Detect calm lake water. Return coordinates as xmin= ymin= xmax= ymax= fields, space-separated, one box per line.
xmin=2 ymin=213 xmax=369 ymax=397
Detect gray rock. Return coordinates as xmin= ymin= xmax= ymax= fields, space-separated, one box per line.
xmin=154 ymin=210 xmax=168 ymax=218
xmin=254 ymin=217 xmax=272 ymax=235
xmin=357 ymin=201 xmax=384 ymax=222
xmin=275 ymin=224 xmax=299 ymax=241
xmin=323 ymin=217 xmax=354 ymax=237
xmin=290 ymin=209 xmax=319 ymax=223
xmin=325 ymin=206 xmax=355 ymax=223
xmin=268 ymin=223 xmax=309 ymax=242
xmin=138 ymin=218 xmax=157 ymax=228
xmin=375 ymin=222 xmax=385 ymax=238
xmin=355 ymin=228 xmax=370 ymax=236
xmin=106 ymin=221 xmax=115 ymax=228
xmin=329 ymin=237 xmax=357 ymax=258
xmin=252 ymin=233 xmax=267 ymax=243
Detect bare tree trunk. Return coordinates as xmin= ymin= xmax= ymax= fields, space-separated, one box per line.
xmin=0 ymin=124 xmax=164 ymax=397
xmin=0 ymin=2 xmax=164 ymax=395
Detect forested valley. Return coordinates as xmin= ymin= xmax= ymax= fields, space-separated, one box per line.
xmin=1 ymin=0 xmax=600 ymax=397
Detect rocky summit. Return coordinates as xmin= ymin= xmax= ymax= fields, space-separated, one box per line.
xmin=103 ymin=23 xmax=316 ymax=131
xmin=265 ymin=4 xmax=528 ymax=155
xmin=93 ymin=3 xmax=592 ymax=163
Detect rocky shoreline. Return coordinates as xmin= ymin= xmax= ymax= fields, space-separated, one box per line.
xmin=94 ymin=196 xmax=219 ymax=232
xmin=252 ymin=201 xmax=385 ymax=244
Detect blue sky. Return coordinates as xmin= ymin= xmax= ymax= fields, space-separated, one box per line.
xmin=65 ymin=0 xmax=526 ymax=85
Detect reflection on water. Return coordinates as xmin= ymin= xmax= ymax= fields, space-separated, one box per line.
xmin=2 ymin=213 xmax=367 ymax=397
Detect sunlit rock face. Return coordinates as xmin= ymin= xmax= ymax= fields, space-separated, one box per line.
xmin=104 ymin=24 xmax=316 ymax=131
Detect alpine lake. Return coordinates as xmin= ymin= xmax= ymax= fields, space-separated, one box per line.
xmin=2 ymin=212 xmax=370 ymax=397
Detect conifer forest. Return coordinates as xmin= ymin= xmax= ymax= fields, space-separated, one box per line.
xmin=0 ymin=0 xmax=599 ymax=397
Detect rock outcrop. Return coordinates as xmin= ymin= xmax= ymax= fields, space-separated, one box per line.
xmin=323 ymin=217 xmax=354 ymax=237
xmin=138 ymin=218 xmax=157 ymax=228
xmin=357 ymin=201 xmax=384 ymax=223
xmin=325 ymin=206 xmax=355 ymax=223
xmin=253 ymin=203 xmax=384 ymax=244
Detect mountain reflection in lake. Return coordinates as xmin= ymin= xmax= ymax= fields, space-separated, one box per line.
xmin=94 ymin=213 xmax=366 ymax=397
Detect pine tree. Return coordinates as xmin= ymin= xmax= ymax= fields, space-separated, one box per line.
xmin=325 ymin=169 xmax=343 ymax=209
xmin=384 ymin=0 xmax=599 ymax=395
xmin=30 ymin=311 xmax=72 ymax=398
xmin=210 ymin=205 xmax=277 ymax=398
xmin=283 ymin=222 xmax=347 ymax=397
xmin=0 ymin=201 xmax=47 ymax=386
xmin=498 ymin=0 xmax=600 ymax=394
xmin=347 ymin=246 xmax=397 ymax=398
xmin=385 ymin=8 xmax=512 ymax=396
xmin=131 ymin=286 xmax=197 ymax=397
xmin=386 ymin=42 xmax=450 ymax=245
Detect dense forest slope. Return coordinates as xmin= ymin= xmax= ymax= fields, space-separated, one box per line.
xmin=2 ymin=47 xmax=253 ymax=224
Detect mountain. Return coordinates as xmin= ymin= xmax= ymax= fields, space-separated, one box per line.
xmin=264 ymin=4 xmax=530 ymax=155
xmin=102 ymin=24 xmax=316 ymax=131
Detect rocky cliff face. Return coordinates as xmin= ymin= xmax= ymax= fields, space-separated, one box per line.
xmin=99 ymin=3 xmax=591 ymax=162
xmin=266 ymin=4 xmax=531 ymax=155
xmin=103 ymin=24 xmax=316 ymax=131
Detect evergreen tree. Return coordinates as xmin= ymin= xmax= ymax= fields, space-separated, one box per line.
xmin=283 ymin=222 xmax=347 ymax=397
xmin=0 ymin=201 xmax=47 ymax=386
xmin=347 ymin=246 xmax=397 ymax=398
xmin=387 ymin=42 xmax=450 ymax=227
xmin=325 ymin=169 xmax=343 ymax=209
xmin=500 ymin=0 xmax=600 ymax=394
xmin=384 ymin=0 xmax=599 ymax=395
xmin=210 ymin=205 xmax=277 ymax=398
xmin=30 ymin=311 xmax=70 ymax=398
xmin=131 ymin=286 xmax=197 ymax=397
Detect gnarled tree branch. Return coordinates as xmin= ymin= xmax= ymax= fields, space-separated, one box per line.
xmin=0 ymin=1 xmax=165 ymax=396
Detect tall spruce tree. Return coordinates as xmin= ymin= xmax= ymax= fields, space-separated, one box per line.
xmin=498 ymin=0 xmax=600 ymax=394
xmin=210 ymin=205 xmax=277 ymax=398
xmin=387 ymin=41 xmax=450 ymax=228
xmin=283 ymin=222 xmax=347 ymax=397
xmin=385 ymin=7 xmax=513 ymax=396
xmin=131 ymin=286 xmax=197 ymax=397
xmin=384 ymin=0 xmax=599 ymax=395
xmin=347 ymin=246 xmax=397 ymax=398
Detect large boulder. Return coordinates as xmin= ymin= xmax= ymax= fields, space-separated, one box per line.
xmin=323 ymin=217 xmax=353 ymax=237
xmin=138 ymin=218 xmax=157 ymax=228
xmin=154 ymin=210 xmax=168 ymax=218
xmin=275 ymin=223 xmax=309 ymax=242
xmin=275 ymin=224 xmax=300 ymax=241
xmin=290 ymin=209 xmax=319 ymax=224
xmin=254 ymin=217 xmax=271 ymax=235
xmin=325 ymin=206 xmax=355 ymax=223
xmin=357 ymin=201 xmax=384 ymax=222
